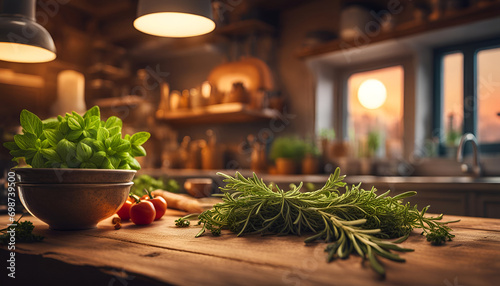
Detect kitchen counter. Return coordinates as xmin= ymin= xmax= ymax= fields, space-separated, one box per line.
xmin=1 ymin=212 xmax=500 ymax=286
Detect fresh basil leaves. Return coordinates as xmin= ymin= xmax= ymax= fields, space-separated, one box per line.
xmin=3 ymin=106 xmax=150 ymax=170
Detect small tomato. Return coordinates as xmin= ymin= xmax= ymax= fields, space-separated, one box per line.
xmin=146 ymin=196 xmax=167 ymax=221
xmin=116 ymin=200 xmax=133 ymax=221
xmin=130 ymin=200 xmax=156 ymax=225
xmin=141 ymin=189 xmax=167 ymax=220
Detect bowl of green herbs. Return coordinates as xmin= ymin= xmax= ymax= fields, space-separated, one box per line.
xmin=3 ymin=106 xmax=150 ymax=230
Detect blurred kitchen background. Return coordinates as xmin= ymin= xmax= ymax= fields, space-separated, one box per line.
xmin=1 ymin=0 xmax=500 ymax=217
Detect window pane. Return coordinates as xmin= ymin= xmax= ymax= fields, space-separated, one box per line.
xmin=442 ymin=53 xmax=463 ymax=146
xmin=477 ymin=47 xmax=500 ymax=144
xmin=347 ymin=66 xmax=404 ymax=159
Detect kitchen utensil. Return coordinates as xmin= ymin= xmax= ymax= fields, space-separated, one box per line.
xmin=184 ymin=178 xmax=213 ymax=198
xmin=18 ymin=182 xmax=132 ymax=230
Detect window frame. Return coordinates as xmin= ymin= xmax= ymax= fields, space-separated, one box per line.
xmin=337 ymin=57 xmax=414 ymax=158
xmin=433 ymin=37 xmax=500 ymax=155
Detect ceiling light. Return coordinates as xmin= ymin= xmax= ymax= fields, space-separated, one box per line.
xmin=134 ymin=0 xmax=215 ymax=38
xmin=0 ymin=0 xmax=56 ymax=63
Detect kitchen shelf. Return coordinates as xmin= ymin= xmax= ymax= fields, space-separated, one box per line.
xmin=216 ymin=19 xmax=275 ymax=36
xmin=93 ymin=95 xmax=145 ymax=108
xmin=297 ymin=2 xmax=500 ymax=59
xmin=87 ymin=63 xmax=130 ymax=80
xmin=156 ymin=103 xmax=280 ymax=125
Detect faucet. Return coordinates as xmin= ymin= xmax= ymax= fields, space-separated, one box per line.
xmin=456 ymin=133 xmax=482 ymax=177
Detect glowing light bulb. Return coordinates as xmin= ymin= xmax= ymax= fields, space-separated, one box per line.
xmin=134 ymin=12 xmax=215 ymax=38
xmin=357 ymin=79 xmax=387 ymax=109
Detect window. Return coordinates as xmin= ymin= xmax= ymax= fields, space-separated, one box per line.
xmin=347 ymin=66 xmax=404 ymax=159
xmin=435 ymin=38 xmax=500 ymax=154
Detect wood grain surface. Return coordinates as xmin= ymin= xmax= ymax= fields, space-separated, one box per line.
xmin=1 ymin=212 xmax=499 ymax=286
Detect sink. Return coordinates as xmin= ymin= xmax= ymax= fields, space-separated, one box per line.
xmin=410 ymin=157 xmax=500 ymax=177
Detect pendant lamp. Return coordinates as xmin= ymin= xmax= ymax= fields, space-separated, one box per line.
xmin=134 ymin=0 xmax=215 ymax=38
xmin=0 ymin=0 xmax=56 ymax=63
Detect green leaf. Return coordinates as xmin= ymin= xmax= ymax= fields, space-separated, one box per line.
xmin=20 ymin=109 xmax=43 ymax=137
xmin=58 ymin=121 xmax=70 ymax=134
xmin=89 ymin=151 xmax=106 ymax=166
xmin=3 ymin=141 xmax=19 ymax=151
xmin=129 ymin=158 xmax=141 ymax=170
xmin=68 ymin=117 xmax=82 ymax=131
xmin=41 ymin=149 xmax=61 ymax=162
xmin=97 ymin=127 xmax=109 ymax=141
xmin=66 ymin=130 xmax=83 ymax=141
xmin=14 ymin=133 xmax=37 ymax=150
xmin=42 ymin=118 xmax=59 ymax=130
xmin=10 ymin=149 xmax=29 ymax=158
xmin=43 ymin=130 xmax=63 ymax=147
xmin=118 ymin=163 xmax=131 ymax=170
xmin=105 ymin=116 xmax=122 ymax=129
xmin=72 ymin=111 xmax=85 ymax=126
xmin=117 ymin=152 xmax=131 ymax=160
xmin=101 ymin=158 xmax=114 ymax=169
xmin=109 ymin=156 xmax=121 ymax=169
xmin=84 ymin=106 xmax=100 ymax=119
xmin=115 ymin=140 xmax=131 ymax=152
xmin=56 ymin=139 xmax=76 ymax=162
xmin=80 ymin=162 xmax=97 ymax=169
xmin=131 ymin=145 xmax=147 ymax=157
xmin=105 ymin=133 xmax=122 ymax=149
xmin=107 ymin=126 xmax=120 ymax=137
xmin=31 ymin=152 xmax=45 ymax=168
xmin=130 ymin=132 xmax=151 ymax=146
xmin=76 ymin=142 xmax=93 ymax=162
xmin=92 ymin=141 xmax=105 ymax=152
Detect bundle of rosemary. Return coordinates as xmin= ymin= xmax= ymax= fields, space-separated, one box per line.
xmin=189 ymin=168 xmax=459 ymax=276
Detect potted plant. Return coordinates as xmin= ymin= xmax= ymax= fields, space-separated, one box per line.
xmin=3 ymin=106 xmax=150 ymax=230
xmin=302 ymin=141 xmax=321 ymax=175
xmin=269 ymin=137 xmax=306 ymax=175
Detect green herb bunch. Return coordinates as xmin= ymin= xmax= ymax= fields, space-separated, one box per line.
xmin=0 ymin=216 xmax=44 ymax=244
xmin=3 ymin=106 xmax=150 ymax=170
xmin=195 ymin=168 xmax=459 ymax=276
xmin=130 ymin=174 xmax=180 ymax=196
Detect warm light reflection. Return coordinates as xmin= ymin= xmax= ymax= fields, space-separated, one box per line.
xmin=217 ymin=74 xmax=252 ymax=93
xmin=357 ymin=79 xmax=387 ymax=109
xmin=201 ymin=81 xmax=211 ymax=99
xmin=0 ymin=42 xmax=56 ymax=63
xmin=477 ymin=48 xmax=500 ymax=143
xmin=133 ymin=12 xmax=215 ymax=37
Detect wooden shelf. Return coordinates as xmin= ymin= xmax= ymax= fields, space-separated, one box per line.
xmin=156 ymin=103 xmax=280 ymax=125
xmin=297 ymin=2 xmax=500 ymax=59
xmin=94 ymin=95 xmax=145 ymax=108
xmin=87 ymin=63 xmax=130 ymax=80
xmin=216 ymin=19 xmax=275 ymax=37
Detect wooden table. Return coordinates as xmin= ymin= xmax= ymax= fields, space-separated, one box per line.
xmin=1 ymin=212 xmax=500 ymax=286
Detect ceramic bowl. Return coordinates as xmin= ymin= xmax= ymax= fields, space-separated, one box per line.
xmin=18 ymin=182 xmax=133 ymax=230
xmin=13 ymin=168 xmax=136 ymax=184
xmin=184 ymin=178 xmax=213 ymax=198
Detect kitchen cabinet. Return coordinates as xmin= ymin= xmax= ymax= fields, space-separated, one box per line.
xmin=475 ymin=193 xmax=500 ymax=218
xmin=1 ymin=213 xmax=499 ymax=285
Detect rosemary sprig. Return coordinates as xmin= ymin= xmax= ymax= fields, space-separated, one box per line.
xmin=191 ymin=168 xmax=459 ymax=276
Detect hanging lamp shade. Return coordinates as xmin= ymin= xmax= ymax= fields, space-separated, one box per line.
xmin=134 ymin=0 xmax=215 ymax=38
xmin=0 ymin=0 xmax=56 ymax=63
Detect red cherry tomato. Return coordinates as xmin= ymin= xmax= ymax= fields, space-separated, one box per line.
xmin=146 ymin=196 xmax=167 ymax=221
xmin=116 ymin=200 xmax=133 ymax=221
xmin=141 ymin=191 xmax=168 ymax=221
xmin=130 ymin=200 xmax=156 ymax=225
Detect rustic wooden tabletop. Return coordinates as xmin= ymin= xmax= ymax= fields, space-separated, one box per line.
xmin=1 ymin=212 xmax=500 ymax=286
